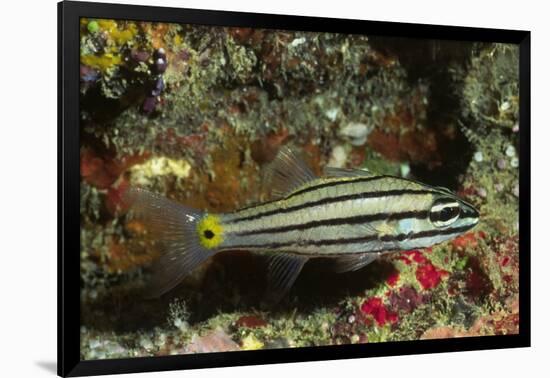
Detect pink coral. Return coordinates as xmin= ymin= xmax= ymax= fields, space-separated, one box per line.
xmin=386 ymin=271 xmax=400 ymax=287
xmin=395 ymin=250 xmax=428 ymax=265
xmin=451 ymin=232 xmax=478 ymax=250
xmin=415 ymin=262 xmax=449 ymax=290
xmin=408 ymin=250 xmax=428 ymax=264
xmin=360 ymin=297 xmax=398 ymax=326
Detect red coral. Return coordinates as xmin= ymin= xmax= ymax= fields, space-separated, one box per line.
xmin=396 ymin=250 xmax=429 ymax=265
xmin=81 ymin=147 xmax=149 ymax=189
xmin=395 ymin=254 xmax=413 ymax=265
xmin=360 ymin=297 xmax=398 ymax=326
xmin=80 ymin=148 xmax=115 ymax=189
xmin=407 ymin=250 xmax=428 ymax=264
xmin=394 ymin=250 xmax=449 ymax=291
xmin=416 ymin=262 xmax=449 ymax=290
xmin=386 ymin=312 xmax=398 ymax=324
xmin=457 ymin=185 xmax=477 ymax=198
xmin=106 ymin=178 xmax=130 ymax=215
xmin=452 ymin=232 xmax=478 ymax=249
xmin=235 ymin=316 xmax=267 ymax=329
xmin=386 ymin=271 xmax=400 ymax=287
xmin=501 ymin=256 xmax=510 ymax=267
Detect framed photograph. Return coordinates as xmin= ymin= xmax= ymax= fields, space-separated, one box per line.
xmin=58 ymin=0 xmax=530 ymax=376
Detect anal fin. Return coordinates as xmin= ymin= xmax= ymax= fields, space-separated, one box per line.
xmin=265 ymin=253 xmax=308 ymax=304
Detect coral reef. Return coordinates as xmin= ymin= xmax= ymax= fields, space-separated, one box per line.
xmin=79 ymin=19 xmax=520 ymax=359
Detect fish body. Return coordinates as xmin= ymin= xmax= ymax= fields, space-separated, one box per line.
xmin=219 ymin=175 xmax=478 ymax=256
xmin=127 ymin=147 xmax=479 ymax=300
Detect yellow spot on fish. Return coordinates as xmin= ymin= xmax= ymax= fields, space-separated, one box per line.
xmin=375 ymin=222 xmax=395 ymax=237
xmin=197 ymin=214 xmax=224 ymax=249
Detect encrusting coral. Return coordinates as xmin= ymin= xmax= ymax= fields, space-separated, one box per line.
xmin=79 ymin=19 xmax=520 ymax=359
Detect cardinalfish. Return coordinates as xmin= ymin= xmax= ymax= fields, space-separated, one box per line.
xmin=126 ymin=146 xmax=479 ymax=301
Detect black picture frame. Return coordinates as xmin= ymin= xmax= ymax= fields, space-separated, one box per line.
xmin=58 ymin=1 xmax=531 ymax=376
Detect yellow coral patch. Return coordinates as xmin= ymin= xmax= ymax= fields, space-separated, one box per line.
xmin=241 ymin=334 xmax=264 ymax=350
xmin=80 ymin=19 xmax=139 ymax=72
xmin=97 ymin=19 xmax=138 ymax=45
xmin=197 ymin=215 xmax=224 ymax=249
xmin=81 ymin=53 xmax=122 ymax=71
xmin=173 ymin=34 xmax=182 ymax=47
xmin=128 ymin=157 xmax=191 ymax=186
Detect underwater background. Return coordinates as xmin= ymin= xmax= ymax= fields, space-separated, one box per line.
xmin=79 ymin=18 xmax=520 ymax=359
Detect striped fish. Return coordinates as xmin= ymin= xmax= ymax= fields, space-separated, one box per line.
xmin=126 ymin=147 xmax=479 ymax=301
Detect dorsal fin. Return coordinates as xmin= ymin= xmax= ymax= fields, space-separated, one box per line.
xmin=323 ymin=166 xmax=375 ymax=178
xmin=264 ymin=146 xmax=318 ymax=199
xmin=434 ymin=186 xmax=454 ymax=194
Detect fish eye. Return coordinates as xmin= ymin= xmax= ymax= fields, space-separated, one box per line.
xmin=429 ymin=199 xmax=461 ymax=228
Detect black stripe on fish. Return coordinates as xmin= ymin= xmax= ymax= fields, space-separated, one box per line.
xmin=230 ymin=189 xmax=435 ymax=224
xmin=228 ymin=224 xmax=474 ymax=251
xmin=234 ymin=210 xmax=430 ymax=236
xmin=383 ymin=223 xmax=474 ymax=243
xmin=286 ymin=175 xmax=388 ymax=198
xmin=284 ymin=174 xmax=448 ymax=202
xmin=232 ymin=176 xmax=388 ymax=215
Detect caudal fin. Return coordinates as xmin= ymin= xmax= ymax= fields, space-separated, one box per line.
xmin=124 ymin=187 xmax=215 ymax=297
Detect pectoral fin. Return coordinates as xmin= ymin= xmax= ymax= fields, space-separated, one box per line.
xmin=332 ymin=253 xmax=380 ymax=273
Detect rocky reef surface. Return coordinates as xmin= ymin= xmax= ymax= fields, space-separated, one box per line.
xmin=79 ymin=18 xmax=520 ymax=359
